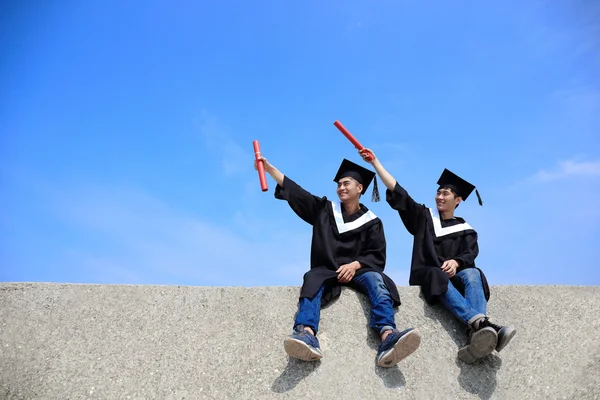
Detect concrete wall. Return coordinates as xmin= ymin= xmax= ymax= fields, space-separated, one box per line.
xmin=1 ymin=283 xmax=599 ymax=399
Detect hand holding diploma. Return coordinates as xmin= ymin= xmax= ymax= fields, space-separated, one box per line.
xmin=253 ymin=140 xmax=268 ymax=192
xmin=358 ymin=148 xmax=377 ymax=164
xmin=358 ymin=147 xmax=398 ymax=192
xmin=254 ymin=153 xmax=285 ymax=187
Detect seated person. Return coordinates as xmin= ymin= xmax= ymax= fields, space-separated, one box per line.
xmin=255 ymin=155 xmax=421 ymax=367
xmin=359 ymin=148 xmax=515 ymax=363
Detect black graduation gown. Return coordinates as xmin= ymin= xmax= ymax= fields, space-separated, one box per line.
xmin=386 ymin=182 xmax=490 ymax=305
xmin=275 ymin=176 xmax=401 ymax=307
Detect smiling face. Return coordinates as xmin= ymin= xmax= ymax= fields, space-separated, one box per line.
xmin=337 ymin=177 xmax=363 ymax=202
xmin=435 ymin=187 xmax=462 ymax=213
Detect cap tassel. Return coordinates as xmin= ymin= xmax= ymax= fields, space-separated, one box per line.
xmin=475 ymin=189 xmax=483 ymax=206
xmin=371 ymin=176 xmax=380 ymax=202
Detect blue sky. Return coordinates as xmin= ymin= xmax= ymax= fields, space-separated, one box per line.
xmin=1 ymin=1 xmax=599 ymax=287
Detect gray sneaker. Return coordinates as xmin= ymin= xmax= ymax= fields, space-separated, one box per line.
xmin=458 ymin=326 xmax=497 ymax=364
xmin=478 ymin=318 xmax=516 ymax=352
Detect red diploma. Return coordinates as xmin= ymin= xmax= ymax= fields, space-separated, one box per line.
xmin=333 ymin=120 xmax=372 ymax=161
xmin=253 ymin=140 xmax=268 ymax=192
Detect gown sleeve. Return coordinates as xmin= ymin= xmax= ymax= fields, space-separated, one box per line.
xmin=385 ymin=182 xmax=427 ymax=235
xmin=452 ymin=232 xmax=479 ymax=268
xmin=274 ymin=176 xmax=327 ymax=225
xmin=355 ymin=221 xmax=386 ymax=271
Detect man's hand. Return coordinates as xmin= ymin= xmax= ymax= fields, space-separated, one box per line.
xmin=254 ymin=155 xmax=274 ymax=174
xmin=337 ymin=261 xmax=361 ymax=283
xmin=359 ymin=148 xmax=377 ymax=164
xmin=254 ymin=155 xmax=285 ymax=185
xmin=441 ymin=259 xmax=459 ymax=278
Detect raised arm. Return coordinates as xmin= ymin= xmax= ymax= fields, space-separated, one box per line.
xmin=359 ymin=149 xmax=396 ymax=191
xmin=255 ymin=156 xmax=284 ymax=186
xmin=359 ymin=148 xmax=427 ymax=235
xmin=255 ymin=155 xmax=326 ymax=225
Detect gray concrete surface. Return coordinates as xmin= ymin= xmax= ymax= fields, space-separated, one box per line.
xmin=1 ymin=283 xmax=599 ymax=399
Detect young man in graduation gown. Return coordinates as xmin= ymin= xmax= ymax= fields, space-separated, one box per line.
xmin=358 ymin=148 xmax=516 ymax=364
xmin=254 ymin=155 xmax=421 ymax=367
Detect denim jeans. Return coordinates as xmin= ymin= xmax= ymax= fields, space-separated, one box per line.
xmin=438 ymin=268 xmax=487 ymax=326
xmin=294 ymin=271 xmax=396 ymax=335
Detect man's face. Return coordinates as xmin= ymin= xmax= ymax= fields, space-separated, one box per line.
xmin=337 ymin=177 xmax=362 ymax=202
xmin=435 ymin=187 xmax=461 ymax=213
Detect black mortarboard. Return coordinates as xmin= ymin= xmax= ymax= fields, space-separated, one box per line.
xmin=333 ymin=159 xmax=380 ymax=202
xmin=437 ymin=168 xmax=483 ymax=206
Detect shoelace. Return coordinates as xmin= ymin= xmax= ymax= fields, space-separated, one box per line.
xmin=481 ymin=317 xmax=502 ymax=331
xmin=382 ymin=330 xmax=400 ymax=345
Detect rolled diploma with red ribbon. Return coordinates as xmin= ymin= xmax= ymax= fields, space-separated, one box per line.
xmin=333 ymin=120 xmax=372 ymax=161
xmin=253 ymin=140 xmax=268 ymax=192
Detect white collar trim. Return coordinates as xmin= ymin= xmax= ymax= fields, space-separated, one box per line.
xmin=429 ymin=208 xmax=473 ymax=237
xmin=331 ymin=201 xmax=378 ymax=234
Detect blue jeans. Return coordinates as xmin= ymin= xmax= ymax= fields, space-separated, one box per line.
xmin=294 ymin=271 xmax=396 ymax=335
xmin=438 ymin=268 xmax=487 ymax=326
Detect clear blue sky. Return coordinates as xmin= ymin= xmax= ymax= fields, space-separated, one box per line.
xmin=1 ymin=1 xmax=599 ymax=286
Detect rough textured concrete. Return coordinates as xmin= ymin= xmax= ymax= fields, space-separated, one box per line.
xmin=1 ymin=283 xmax=599 ymax=399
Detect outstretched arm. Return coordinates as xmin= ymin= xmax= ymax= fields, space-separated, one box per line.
xmin=359 ymin=148 xmax=426 ymax=235
xmin=255 ymin=156 xmax=283 ymax=186
xmin=359 ymin=149 xmax=397 ymax=191
xmin=255 ymin=155 xmax=326 ymax=225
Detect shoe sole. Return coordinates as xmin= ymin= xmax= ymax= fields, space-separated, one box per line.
xmin=458 ymin=327 xmax=497 ymax=364
xmin=284 ymin=337 xmax=323 ymax=361
xmin=496 ymin=326 xmax=516 ymax=352
xmin=377 ymin=329 xmax=422 ymax=368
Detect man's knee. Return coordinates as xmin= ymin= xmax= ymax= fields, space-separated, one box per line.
xmin=358 ymin=271 xmax=385 ymax=287
xmin=460 ymin=267 xmax=482 ymax=283
xmin=358 ymin=272 xmax=391 ymax=298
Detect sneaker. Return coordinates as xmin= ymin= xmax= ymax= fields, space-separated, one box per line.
xmin=376 ymin=328 xmax=421 ymax=368
xmin=283 ymin=325 xmax=323 ymax=361
xmin=458 ymin=326 xmax=497 ymax=364
xmin=477 ymin=317 xmax=516 ymax=352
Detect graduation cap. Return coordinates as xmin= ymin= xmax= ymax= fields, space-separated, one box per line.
xmin=437 ymin=168 xmax=483 ymax=206
xmin=333 ymin=159 xmax=380 ymax=202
